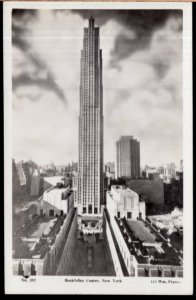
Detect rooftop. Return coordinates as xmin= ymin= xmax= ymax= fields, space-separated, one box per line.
xmin=44 ymin=185 xmax=68 ymax=195
xmin=115 ymin=217 xmax=182 ymax=266
xmin=13 ymin=214 xmax=66 ymax=259
xmin=43 ymin=176 xmax=65 ymax=187
xmin=126 ymin=220 xmax=156 ymax=243
xmin=43 ymin=184 xmax=72 ymax=201
xmin=111 ymin=185 xmax=138 ymax=197
xmin=28 ymin=217 xmax=58 ymax=238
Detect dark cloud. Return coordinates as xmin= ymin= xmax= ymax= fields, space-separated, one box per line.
xmin=72 ymin=9 xmax=182 ymax=69
xmin=12 ymin=9 xmax=182 ymax=102
xmin=12 ymin=9 xmax=66 ymax=103
xmin=12 ymin=9 xmax=38 ymax=22
xmin=13 ymin=72 xmax=65 ymax=101
xmin=71 ymin=9 xmax=178 ymax=28
xmin=15 ymin=92 xmax=42 ymax=102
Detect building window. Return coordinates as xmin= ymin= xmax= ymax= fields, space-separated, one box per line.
xmin=117 ymin=212 xmax=120 ymax=219
xmin=158 ymin=269 xmax=162 ymax=277
xmin=127 ymin=212 xmax=132 ymax=219
xmin=94 ymin=207 xmax=98 ymax=214
xmin=139 ymin=212 xmax=142 ymax=219
xmin=88 ymin=204 xmax=92 ymax=214
xmin=49 ymin=210 xmax=54 ymax=217
xmin=31 ymin=263 xmax=36 ymax=276
xmin=171 ymin=269 xmax=176 ymax=277
xmin=83 ymin=207 xmax=86 ymax=214
xmin=145 ymin=268 xmax=149 ymax=277
xmin=18 ymin=262 xmax=24 ymax=276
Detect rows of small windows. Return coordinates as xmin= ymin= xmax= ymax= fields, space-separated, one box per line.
xmin=82 ymin=206 xmax=98 ymax=214
xmin=116 ymin=211 xmax=142 ymax=219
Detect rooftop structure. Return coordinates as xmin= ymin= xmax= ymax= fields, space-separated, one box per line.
xmin=37 ymin=184 xmax=73 ymax=217
xmin=43 ymin=176 xmax=65 ymax=188
xmin=126 ymin=220 xmax=156 ymax=243
xmin=115 ymin=217 xmax=182 ymax=266
xmin=107 ymin=185 xmax=146 ymax=220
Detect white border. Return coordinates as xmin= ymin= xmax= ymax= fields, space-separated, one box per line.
xmin=4 ymin=1 xmax=193 ymax=295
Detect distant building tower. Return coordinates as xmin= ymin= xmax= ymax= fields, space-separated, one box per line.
xmin=77 ymin=17 xmax=104 ymax=216
xmin=180 ymin=160 xmax=183 ymax=173
xmin=163 ymin=162 xmax=176 ymax=182
xmin=116 ymin=136 xmax=140 ymax=178
xmin=30 ymin=169 xmax=40 ymax=197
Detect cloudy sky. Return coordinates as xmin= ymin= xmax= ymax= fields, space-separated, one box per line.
xmin=12 ymin=9 xmax=183 ymax=168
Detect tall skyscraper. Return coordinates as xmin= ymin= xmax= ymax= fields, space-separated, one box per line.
xmin=77 ymin=17 xmax=104 ymax=217
xmin=116 ymin=136 xmax=140 ymax=178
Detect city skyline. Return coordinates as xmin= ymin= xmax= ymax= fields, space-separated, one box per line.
xmin=12 ymin=9 xmax=182 ymax=167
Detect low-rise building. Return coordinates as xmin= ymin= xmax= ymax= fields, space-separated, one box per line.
xmin=13 ymin=198 xmax=76 ymax=276
xmin=107 ymin=185 xmax=145 ymax=220
xmin=105 ymin=185 xmax=183 ymax=277
xmin=37 ymin=185 xmax=74 ymax=217
xmin=142 ymin=167 xmax=159 ymax=180
xmin=30 ymin=169 xmax=40 ymax=197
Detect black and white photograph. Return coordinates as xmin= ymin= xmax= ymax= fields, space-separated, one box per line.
xmin=4 ymin=1 xmax=193 ymax=295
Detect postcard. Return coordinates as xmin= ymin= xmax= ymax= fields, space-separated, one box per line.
xmin=4 ymin=1 xmax=193 ymax=295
